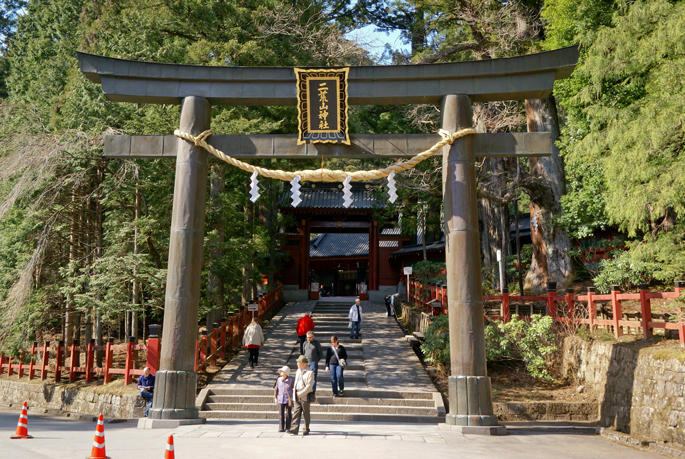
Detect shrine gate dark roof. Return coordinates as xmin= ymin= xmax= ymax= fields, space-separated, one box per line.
xmin=280 ymin=187 xmax=385 ymax=209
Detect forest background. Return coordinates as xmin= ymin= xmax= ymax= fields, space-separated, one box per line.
xmin=0 ymin=0 xmax=683 ymax=353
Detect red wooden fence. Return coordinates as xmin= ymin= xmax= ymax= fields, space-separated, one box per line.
xmin=0 ymin=285 xmax=284 ymax=384
xmin=407 ymin=279 xmax=685 ymax=344
xmin=194 ymin=286 xmax=283 ymax=372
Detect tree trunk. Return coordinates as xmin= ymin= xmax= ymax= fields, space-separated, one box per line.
xmin=65 ymin=187 xmax=79 ymax=356
xmin=242 ymin=184 xmax=254 ymax=304
xmin=206 ymin=163 xmax=225 ymax=328
xmin=95 ymin=165 xmax=104 ymax=365
xmin=524 ymin=96 xmax=573 ymax=291
xmin=132 ymin=187 xmax=141 ymax=341
xmin=265 ymin=179 xmax=280 ymax=287
xmin=477 ymin=159 xmax=506 ymax=287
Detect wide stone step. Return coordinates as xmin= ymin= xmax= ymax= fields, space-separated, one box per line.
xmin=285 ymin=368 xmax=366 ymax=380
xmin=206 ymin=395 xmax=435 ymax=407
xmin=207 ymin=389 xmax=434 ymax=400
xmin=200 ymin=410 xmax=445 ymax=423
xmin=204 ymin=402 xmax=436 ymax=416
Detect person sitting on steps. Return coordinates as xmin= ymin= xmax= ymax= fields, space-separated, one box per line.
xmin=137 ymin=367 xmax=155 ymax=417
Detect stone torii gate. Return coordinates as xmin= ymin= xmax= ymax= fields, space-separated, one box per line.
xmin=77 ymin=47 xmax=578 ymax=430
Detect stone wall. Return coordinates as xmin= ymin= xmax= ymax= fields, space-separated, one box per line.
xmin=494 ymin=401 xmax=597 ymax=421
xmin=561 ymin=336 xmax=685 ymax=446
xmin=396 ymin=302 xmax=432 ymax=334
xmin=0 ymin=378 xmax=145 ymax=418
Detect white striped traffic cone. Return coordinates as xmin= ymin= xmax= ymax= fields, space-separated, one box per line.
xmin=86 ymin=414 xmax=111 ymax=459
xmin=164 ymin=434 xmax=175 ymax=459
xmin=10 ymin=401 xmax=33 ymax=439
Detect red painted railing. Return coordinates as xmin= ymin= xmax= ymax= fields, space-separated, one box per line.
xmin=194 ymin=286 xmax=283 ymax=372
xmin=0 ymin=336 xmax=159 ymax=385
xmin=407 ymin=279 xmax=685 ymax=343
xmin=1 ymin=285 xmax=285 ymax=384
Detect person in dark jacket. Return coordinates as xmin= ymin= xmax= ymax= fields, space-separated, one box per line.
xmin=325 ymin=335 xmax=347 ymax=397
xmin=302 ymin=331 xmax=323 ymax=395
xmin=137 ymin=367 xmax=155 ymax=417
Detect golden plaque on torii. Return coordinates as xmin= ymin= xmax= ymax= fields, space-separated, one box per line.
xmin=294 ymin=68 xmax=350 ymax=145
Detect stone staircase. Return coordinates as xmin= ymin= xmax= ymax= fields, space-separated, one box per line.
xmin=198 ymin=299 xmax=445 ymax=423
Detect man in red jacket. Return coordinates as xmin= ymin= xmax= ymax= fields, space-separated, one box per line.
xmin=296 ymin=312 xmax=315 ymax=355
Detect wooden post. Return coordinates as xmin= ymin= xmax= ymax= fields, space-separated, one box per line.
xmin=145 ymin=330 xmax=160 ymax=376
xmin=86 ymin=339 xmax=95 ymax=382
xmin=125 ymin=336 xmax=135 ymax=385
xmin=17 ymin=351 xmax=24 ymax=378
xmin=676 ymin=281 xmax=684 ymax=345
xmin=40 ymin=342 xmax=49 ymax=380
xmin=151 ymin=96 xmax=210 ymax=421
xmin=369 ymin=221 xmax=379 ymax=291
xmin=199 ymin=330 xmax=208 ymax=372
xmin=69 ymin=339 xmax=78 ymax=382
xmin=546 ymin=282 xmax=557 ymax=319
xmin=610 ymin=285 xmax=623 ymax=338
xmin=0 ymin=353 xmax=5 ymax=376
xmin=8 ymin=354 xmax=14 ymax=377
xmin=565 ymin=289 xmax=575 ymax=322
xmin=104 ymin=337 xmax=113 ymax=384
xmin=238 ymin=305 xmax=246 ymax=341
xmin=210 ymin=323 xmax=218 ymax=367
xmin=55 ymin=341 xmax=64 ymax=381
xmin=587 ymin=287 xmax=596 ymax=332
xmin=219 ymin=318 xmax=227 ymax=359
xmin=28 ymin=342 xmax=37 ymax=380
xmin=639 ymin=283 xmax=652 ymax=340
xmin=299 ymin=219 xmax=310 ymax=290
xmin=442 ymin=94 xmax=499 ymax=429
xmin=502 ymin=288 xmax=510 ymax=322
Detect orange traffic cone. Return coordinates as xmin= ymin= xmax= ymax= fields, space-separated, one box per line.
xmin=10 ymin=401 xmax=33 ymax=439
xmin=164 ymin=434 xmax=175 ymax=459
xmin=86 ymin=414 xmax=111 ymax=459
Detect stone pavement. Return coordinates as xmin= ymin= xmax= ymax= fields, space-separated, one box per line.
xmin=198 ymin=298 xmax=444 ymax=421
xmin=0 ymin=409 xmax=667 ymax=459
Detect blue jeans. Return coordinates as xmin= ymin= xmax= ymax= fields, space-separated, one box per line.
xmin=307 ymin=361 xmax=319 ymax=394
xmin=329 ymin=364 xmax=344 ymax=395
xmin=139 ymin=389 xmax=153 ymax=416
xmin=349 ymin=321 xmax=360 ymax=339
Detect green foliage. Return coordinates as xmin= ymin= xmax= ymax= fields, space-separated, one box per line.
xmin=545 ymin=0 xmax=685 ymax=285
xmin=411 ymin=260 xmax=446 ymax=284
xmin=505 ymin=244 xmax=533 ymax=289
xmin=419 ymin=314 xmax=449 ymax=369
xmin=484 ymin=315 xmax=558 ymax=381
xmin=592 ymin=254 xmax=654 ymax=293
xmin=0 ymin=0 xmax=366 ymax=348
xmin=421 ymin=314 xmax=559 ymax=381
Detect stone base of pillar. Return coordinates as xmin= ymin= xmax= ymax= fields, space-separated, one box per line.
xmin=138 ymin=417 xmax=206 ymax=429
xmin=148 ymin=370 xmax=200 ymax=421
xmin=446 ymin=375 xmax=499 ymax=427
xmin=438 ymin=423 xmax=507 ymax=436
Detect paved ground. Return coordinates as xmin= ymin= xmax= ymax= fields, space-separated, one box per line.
xmin=0 ymin=409 xmax=668 ymax=459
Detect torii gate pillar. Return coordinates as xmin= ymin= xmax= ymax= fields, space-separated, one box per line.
xmin=148 ymin=96 xmax=210 ymax=423
xmin=442 ymin=94 xmax=501 ymax=432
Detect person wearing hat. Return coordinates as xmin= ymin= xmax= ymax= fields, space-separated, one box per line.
xmin=274 ymin=365 xmax=294 ymax=432
xmin=288 ymin=355 xmax=315 ymax=436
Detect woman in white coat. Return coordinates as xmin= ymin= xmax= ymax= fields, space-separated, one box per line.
xmin=243 ymin=317 xmax=265 ymax=368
